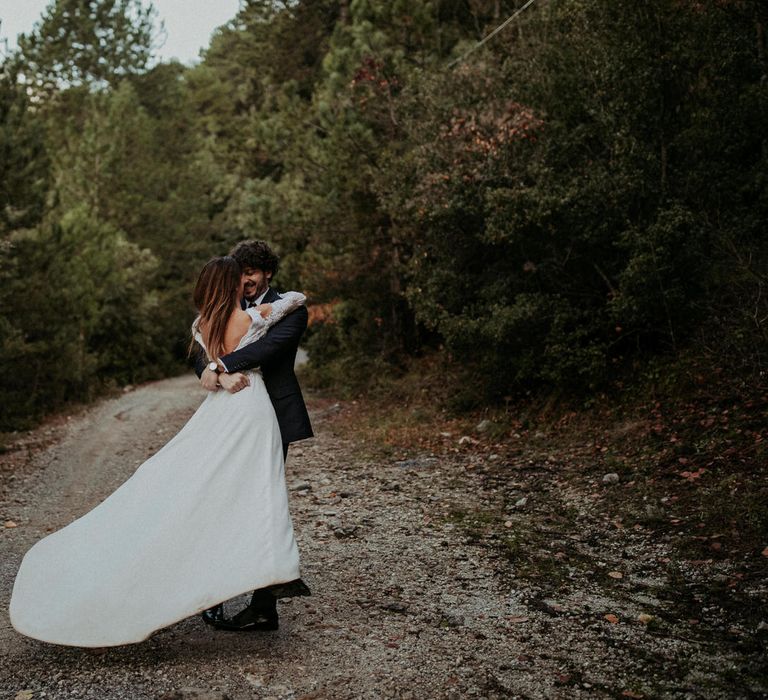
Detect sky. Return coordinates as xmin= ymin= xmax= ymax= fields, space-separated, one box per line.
xmin=0 ymin=0 xmax=241 ymax=65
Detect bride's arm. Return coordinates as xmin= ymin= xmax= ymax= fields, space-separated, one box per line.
xmin=218 ymin=296 xmax=307 ymax=373
xmin=259 ymin=292 xmax=306 ymax=331
xmin=193 ymin=349 xmax=208 ymax=379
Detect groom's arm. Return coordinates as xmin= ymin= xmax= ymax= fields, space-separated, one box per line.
xmin=218 ymin=306 xmax=308 ymax=373
xmin=195 ymin=344 xmax=251 ymax=393
xmin=194 ymin=350 xmax=207 ymax=379
xmin=195 ymin=346 xmax=227 ymax=391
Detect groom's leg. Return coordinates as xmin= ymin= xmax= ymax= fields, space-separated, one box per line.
xmin=283 ymin=442 xmax=289 ymax=461
xmin=249 ymin=588 xmax=277 ymax=617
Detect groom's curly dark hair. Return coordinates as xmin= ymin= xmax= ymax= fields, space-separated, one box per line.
xmin=229 ymin=239 xmax=280 ymax=277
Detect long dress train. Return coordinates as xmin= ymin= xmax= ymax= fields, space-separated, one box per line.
xmin=9 ymin=292 xmax=309 ymax=647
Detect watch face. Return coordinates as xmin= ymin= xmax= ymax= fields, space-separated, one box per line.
xmin=208 ymin=362 xmax=218 ymax=371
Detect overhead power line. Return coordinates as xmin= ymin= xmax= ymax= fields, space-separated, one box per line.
xmin=448 ymin=0 xmax=539 ymax=68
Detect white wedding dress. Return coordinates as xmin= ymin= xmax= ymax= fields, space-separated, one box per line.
xmin=10 ymin=292 xmax=308 ymax=647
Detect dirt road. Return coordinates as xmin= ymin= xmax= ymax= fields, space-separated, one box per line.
xmin=0 ymin=376 xmax=764 ymax=699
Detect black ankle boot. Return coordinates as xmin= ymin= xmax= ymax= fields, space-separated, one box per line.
xmin=250 ymin=589 xmax=277 ymax=616
xmin=201 ymin=603 xmax=226 ymax=626
xmin=214 ymin=589 xmax=278 ymax=631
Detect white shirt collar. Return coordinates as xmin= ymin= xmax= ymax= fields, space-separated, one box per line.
xmin=250 ymin=287 xmax=270 ymax=307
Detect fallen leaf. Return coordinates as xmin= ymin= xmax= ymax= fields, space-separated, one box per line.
xmin=4 ymin=521 xmax=18 ymax=529
xmin=604 ymin=613 xmax=619 ymax=624
xmin=679 ymin=468 xmax=706 ymax=482
xmin=15 ymin=691 xmax=34 ymax=700
xmin=507 ymin=616 xmax=530 ymax=623
xmin=608 ymin=571 xmax=623 ymax=579
xmin=621 ymin=692 xmax=644 ymax=699
xmin=637 ymin=613 xmax=653 ymax=624
xmin=762 ymin=546 xmax=768 ymax=557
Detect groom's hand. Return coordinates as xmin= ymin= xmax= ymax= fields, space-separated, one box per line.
xmin=218 ymin=372 xmax=250 ymax=394
xmin=200 ymin=369 xmax=220 ymax=392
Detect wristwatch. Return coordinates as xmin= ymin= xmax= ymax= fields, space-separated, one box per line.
xmin=207 ymin=361 xmax=220 ymax=374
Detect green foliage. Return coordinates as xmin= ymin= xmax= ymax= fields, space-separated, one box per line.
xmin=0 ymin=68 xmax=49 ymax=232
xmin=0 ymin=1 xmax=214 ymax=429
xmin=1 ymin=0 xmax=766 ymax=427
xmin=17 ymin=0 xmax=159 ymax=93
xmin=0 ymin=207 xmax=162 ymax=428
xmin=373 ymin=0 xmax=767 ymax=394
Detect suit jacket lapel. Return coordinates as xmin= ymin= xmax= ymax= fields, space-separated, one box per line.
xmin=262 ymin=287 xmax=281 ymax=303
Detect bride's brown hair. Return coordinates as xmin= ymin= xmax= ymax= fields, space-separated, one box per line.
xmin=191 ymin=256 xmax=242 ymax=362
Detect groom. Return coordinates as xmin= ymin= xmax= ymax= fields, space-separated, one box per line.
xmin=194 ymin=239 xmax=313 ymax=631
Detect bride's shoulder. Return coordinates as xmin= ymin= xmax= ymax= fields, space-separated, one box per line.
xmin=231 ymin=309 xmax=253 ymax=331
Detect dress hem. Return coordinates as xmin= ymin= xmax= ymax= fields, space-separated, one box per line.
xmin=11 ymin=576 xmax=312 ymax=649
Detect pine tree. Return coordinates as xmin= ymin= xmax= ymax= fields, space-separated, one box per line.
xmin=17 ymin=0 xmax=160 ymax=94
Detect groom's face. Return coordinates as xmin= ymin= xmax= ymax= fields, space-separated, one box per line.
xmin=241 ymin=267 xmax=271 ymax=301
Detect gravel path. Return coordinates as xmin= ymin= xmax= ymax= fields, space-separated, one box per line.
xmin=0 ymin=376 xmax=518 ymax=700
xmin=0 ymin=376 xmax=764 ymax=699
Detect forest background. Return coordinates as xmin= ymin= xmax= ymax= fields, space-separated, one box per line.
xmin=0 ymin=0 xmax=766 ymax=430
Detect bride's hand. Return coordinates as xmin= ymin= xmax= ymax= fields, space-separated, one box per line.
xmin=218 ymin=372 xmax=250 ymax=394
xmin=257 ymin=303 xmax=272 ymax=319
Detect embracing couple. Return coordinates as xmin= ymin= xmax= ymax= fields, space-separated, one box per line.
xmin=9 ymin=240 xmax=314 ymax=647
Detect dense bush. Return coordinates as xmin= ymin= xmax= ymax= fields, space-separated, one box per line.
xmin=377 ymin=1 xmax=767 ymax=396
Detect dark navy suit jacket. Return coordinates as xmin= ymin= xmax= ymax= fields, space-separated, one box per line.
xmin=194 ymin=287 xmax=313 ymax=444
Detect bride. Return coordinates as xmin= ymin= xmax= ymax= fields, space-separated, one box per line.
xmin=9 ymin=256 xmax=310 ymax=647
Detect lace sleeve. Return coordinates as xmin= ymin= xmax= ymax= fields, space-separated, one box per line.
xmin=262 ymin=291 xmax=306 ymax=330
xmin=242 ymin=291 xmax=307 ymax=345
